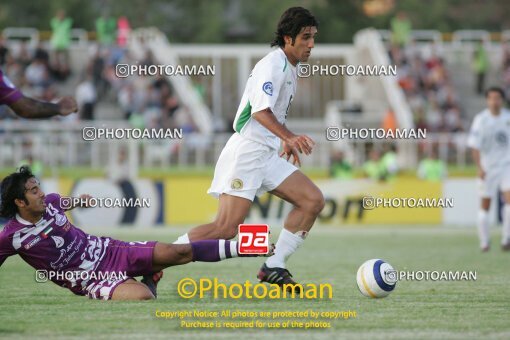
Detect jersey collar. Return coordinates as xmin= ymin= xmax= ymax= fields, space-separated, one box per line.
xmin=15 ymin=213 xmax=42 ymax=226
xmin=278 ymin=48 xmax=296 ymax=70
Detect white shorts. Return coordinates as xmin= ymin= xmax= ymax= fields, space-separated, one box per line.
xmin=478 ymin=166 xmax=510 ymax=198
xmin=208 ymin=133 xmax=298 ymax=201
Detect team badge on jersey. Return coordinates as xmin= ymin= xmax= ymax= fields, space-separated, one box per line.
xmin=55 ymin=213 xmax=67 ymax=227
xmin=262 ymin=81 xmax=273 ymax=96
xmin=231 ymin=179 xmax=243 ymax=190
xmin=495 ymin=131 xmax=508 ymax=146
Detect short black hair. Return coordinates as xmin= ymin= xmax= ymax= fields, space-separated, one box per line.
xmin=0 ymin=166 xmax=35 ymax=218
xmin=485 ymin=86 xmax=505 ymax=99
xmin=271 ymin=7 xmax=318 ymax=48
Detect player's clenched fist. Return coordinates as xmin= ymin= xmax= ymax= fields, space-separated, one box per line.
xmin=57 ymin=96 xmax=78 ymax=116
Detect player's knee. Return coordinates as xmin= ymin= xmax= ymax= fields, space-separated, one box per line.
xmin=136 ymin=291 xmax=155 ymax=300
xmin=307 ymin=190 xmax=325 ymax=216
xmin=117 ymin=284 xmax=155 ymax=300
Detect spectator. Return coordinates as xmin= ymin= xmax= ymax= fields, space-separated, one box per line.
xmin=50 ymin=9 xmax=73 ymax=76
xmin=117 ymin=16 xmax=131 ymax=48
xmin=75 ymin=73 xmax=97 ymax=120
xmin=107 ymin=147 xmax=135 ymax=182
xmin=4 ymin=54 xmax=24 ymax=87
xmin=96 ymin=14 xmax=117 ymax=46
xmin=391 ymin=11 xmax=411 ymax=47
xmin=381 ymin=144 xmax=399 ymax=178
xmin=89 ymin=47 xmax=107 ymax=99
xmin=417 ymin=149 xmax=447 ymax=181
xmin=25 ymin=57 xmax=50 ymax=90
xmin=382 ymin=108 xmax=397 ymax=132
xmin=16 ymin=42 xmax=32 ymax=69
xmin=473 ymin=42 xmax=488 ymax=95
xmin=363 ymin=149 xmax=387 ymax=181
xmin=0 ymin=36 xmax=9 ymax=68
xmin=33 ymin=43 xmax=50 ymax=65
xmin=329 ymin=150 xmax=353 ymax=179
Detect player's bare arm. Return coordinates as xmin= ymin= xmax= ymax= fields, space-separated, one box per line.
xmin=252 ymin=108 xmax=315 ymax=166
xmin=471 ymin=148 xmax=485 ymax=179
xmin=8 ymin=95 xmax=77 ymax=119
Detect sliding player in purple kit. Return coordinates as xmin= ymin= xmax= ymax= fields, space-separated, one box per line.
xmin=0 ymin=69 xmax=77 ymax=118
xmin=0 ymin=167 xmax=267 ymax=300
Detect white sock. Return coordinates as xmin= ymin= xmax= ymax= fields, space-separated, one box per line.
xmin=502 ymin=205 xmax=510 ymax=246
xmin=173 ymin=233 xmax=190 ymax=244
xmin=265 ymin=228 xmax=307 ymax=269
xmin=477 ymin=210 xmax=490 ymax=249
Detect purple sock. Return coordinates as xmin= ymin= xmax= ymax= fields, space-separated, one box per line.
xmin=191 ymin=240 xmax=240 ymax=262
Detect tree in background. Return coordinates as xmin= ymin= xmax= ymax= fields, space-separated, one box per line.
xmin=1 ymin=0 xmax=510 ymax=44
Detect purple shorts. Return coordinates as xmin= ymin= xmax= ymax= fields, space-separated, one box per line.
xmin=85 ymin=239 xmax=157 ymax=300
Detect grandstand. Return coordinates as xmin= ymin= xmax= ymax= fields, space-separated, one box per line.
xmin=0 ymin=26 xmax=507 ymax=171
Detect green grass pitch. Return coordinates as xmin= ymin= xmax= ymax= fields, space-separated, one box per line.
xmin=0 ymin=227 xmax=509 ymax=339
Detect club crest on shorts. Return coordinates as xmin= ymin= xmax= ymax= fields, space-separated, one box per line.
xmin=231 ymin=178 xmax=243 ymax=190
xmin=262 ymin=81 xmax=273 ymax=96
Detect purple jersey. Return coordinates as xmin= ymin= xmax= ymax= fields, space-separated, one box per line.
xmin=0 ymin=69 xmax=22 ymax=105
xmin=0 ymin=193 xmax=113 ymax=296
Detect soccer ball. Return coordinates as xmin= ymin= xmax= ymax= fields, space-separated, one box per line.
xmin=356 ymin=259 xmax=397 ymax=298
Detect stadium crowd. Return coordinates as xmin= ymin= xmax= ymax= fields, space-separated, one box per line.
xmin=388 ymin=12 xmax=464 ymax=134
xmin=0 ymin=10 xmax=196 ymax=133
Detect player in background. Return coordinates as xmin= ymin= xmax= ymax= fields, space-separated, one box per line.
xmin=0 ymin=167 xmax=269 ymax=300
xmin=467 ymin=87 xmax=510 ymax=251
xmin=0 ymin=69 xmax=77 ymax=118
xmin=173 ymin=7 xmax=324 ymax=290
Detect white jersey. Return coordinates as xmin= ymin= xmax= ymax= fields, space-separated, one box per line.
xmin=467 ymin=108 xmax=510 ymax=170
xmin=232 ymin=48 xmax=297 ymax=150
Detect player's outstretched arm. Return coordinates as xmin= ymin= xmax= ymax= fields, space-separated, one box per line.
xmin=8 ymin=95 xmax=77 ymax=119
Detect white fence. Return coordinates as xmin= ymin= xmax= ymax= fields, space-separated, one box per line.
xmin=0 ymin=121 xmax=472 ymax=171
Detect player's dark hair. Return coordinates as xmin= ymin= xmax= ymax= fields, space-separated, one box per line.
xmin=485 ymin=86 xmax=505 ymax=99
xmin=0 ymin=166 xmax=35 ymax=218
xmin=271 ymin=7 xmax=318 ymax=48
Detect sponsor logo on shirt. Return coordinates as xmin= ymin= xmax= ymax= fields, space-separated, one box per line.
xmin=24 ymin=236 xmax=42 ymax=250
xmin=52 ymin=236 xmax=65 ymax=248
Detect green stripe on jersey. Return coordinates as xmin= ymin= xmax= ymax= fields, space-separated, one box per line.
xmin=235 ymin=101 xmax=252 ymax=133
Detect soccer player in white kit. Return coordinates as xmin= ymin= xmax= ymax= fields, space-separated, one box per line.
xmin=174 ymin=7 xmax=324 ymax=289
xmin=467 ymin=87 xmax=510 ymax=251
